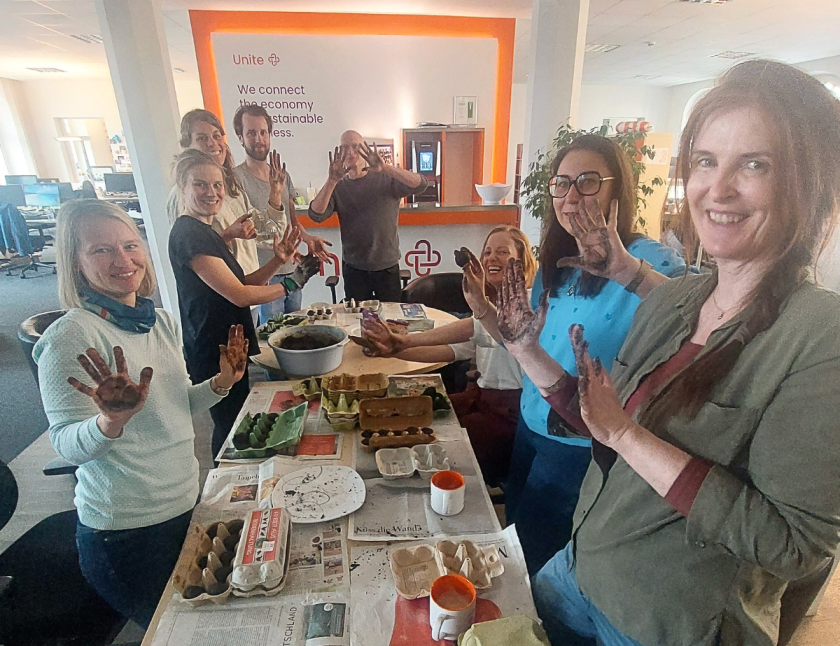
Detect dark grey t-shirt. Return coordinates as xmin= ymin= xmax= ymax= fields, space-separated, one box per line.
xmin=308 ymin=172 xmax=427 ymax=271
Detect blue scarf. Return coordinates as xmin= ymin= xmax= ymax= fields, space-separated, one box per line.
xmin=79 ymin=287 xmax=157 ymax=334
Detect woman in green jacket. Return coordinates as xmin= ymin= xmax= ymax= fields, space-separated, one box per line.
xmin=499 ymin=59 xmax=840 ymax=645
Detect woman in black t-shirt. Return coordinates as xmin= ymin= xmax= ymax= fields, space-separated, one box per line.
xmin=169 ymin=149 xmax=320 ymax=457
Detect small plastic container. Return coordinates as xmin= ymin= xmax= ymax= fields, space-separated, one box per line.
xmin=375 ymin=447 xmax=416 ymax=479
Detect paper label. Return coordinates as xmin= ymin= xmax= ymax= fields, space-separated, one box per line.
xmin=242 ymin=508 xmax=283 ymax=565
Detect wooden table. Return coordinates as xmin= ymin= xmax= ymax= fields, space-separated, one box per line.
xmin=250 ymin=303 xmax=458 ymax=378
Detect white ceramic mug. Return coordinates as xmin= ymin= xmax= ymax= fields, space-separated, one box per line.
xmin=429 ymin=574 xmax=476 ymax=641
xmin=430 ymin=470 xmax=465 ymax=516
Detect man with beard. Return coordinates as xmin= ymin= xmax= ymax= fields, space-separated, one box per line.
xmin=232 ymin=104 xmax=331 ymax=320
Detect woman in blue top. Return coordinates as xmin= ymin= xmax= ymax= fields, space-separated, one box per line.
xmin=470 ymin=135 xmax=688 ymax=575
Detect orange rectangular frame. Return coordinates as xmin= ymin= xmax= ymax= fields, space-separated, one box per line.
xmin=189 ymin=10 xmax=515 ymax=184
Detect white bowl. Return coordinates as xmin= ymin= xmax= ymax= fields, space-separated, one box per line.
xmin=267 ymin=325 xmax=348 ymax=377
xmin=475 ymin=183 xmax=512 ymax=205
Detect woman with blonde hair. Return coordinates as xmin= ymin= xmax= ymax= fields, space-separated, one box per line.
xmin=360 ymin=225 xmax=536 ymax=483
xmin=169 ymin=149 xmax=319 ymax=457
xmin=33 ymin=199 xmax=248 ymax=627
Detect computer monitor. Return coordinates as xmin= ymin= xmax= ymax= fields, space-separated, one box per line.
xmin=37 ymin=178 xmax=59 ymax=184
xmin=0 ymin=184 xmax=26 ymax=207
xmin=5 ymin=175 xmax=37 ymax=186
xmin=104 ymin=172 xmax=136 ymax=194
xmin=23 ymin=184 xmax=60 ymax=208
xmin=57 ymin=182 xmax=75 ymax=203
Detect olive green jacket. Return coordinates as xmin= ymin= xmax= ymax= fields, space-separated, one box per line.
xmin=571 ymin=272 xmax=840 ymax=646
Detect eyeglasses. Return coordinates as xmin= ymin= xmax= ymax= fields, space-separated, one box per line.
xmin=548 ymin=171 xmax=615 ymax=198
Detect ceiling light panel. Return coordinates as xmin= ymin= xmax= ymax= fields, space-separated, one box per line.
xmin=26 ymin=67 xmax=66 ymax=72
xmin=585 ymin=43 xmax=621 ymax=53
xmin=70 ymin=34 xmax=103 ymax=44
xmin=711 ymin=51 xmax=754 ymax=59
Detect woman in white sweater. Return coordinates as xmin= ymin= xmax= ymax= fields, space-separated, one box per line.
xmin=33 ymin=200 xmax=247 ymax=628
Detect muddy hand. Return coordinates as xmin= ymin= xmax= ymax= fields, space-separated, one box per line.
xmin=568 ymin=324 xmax=634 ymax=448
xmin=68 ymin=347 xmax=152 ymax=423
xmin=496 ymin=258 xmax=548 ymax=351
xmin=556 ymin=199 xmax=633 ymax=279
xmin=218 ymin=324 xmax=249 ymax=388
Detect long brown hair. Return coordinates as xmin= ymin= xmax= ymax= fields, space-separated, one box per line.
xmin=541 ymin=134 xmax=639 ymax=297
xmin=178 ymin=109 xmax=241 ymax=198
xmin=644 ymin=59 xmax=840 ymax=426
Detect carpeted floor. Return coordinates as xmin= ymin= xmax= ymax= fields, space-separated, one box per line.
xmin=0 ymin=253 xmax=60 ymax=464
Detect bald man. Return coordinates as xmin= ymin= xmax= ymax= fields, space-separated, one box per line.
xmin=309 ymin=130 xmax=426 ymax=302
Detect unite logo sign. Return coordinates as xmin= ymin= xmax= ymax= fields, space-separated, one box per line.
xmin=404 ymin=240 xmax=441 ymax=277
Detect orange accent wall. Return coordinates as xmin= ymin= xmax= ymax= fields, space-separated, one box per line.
xmin=189 ymin=11 xmax=514 ymax=183
xmin=297 ymin=205 xmax=519 ymax=229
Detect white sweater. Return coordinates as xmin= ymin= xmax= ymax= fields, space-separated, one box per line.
xmin=32 ymin=308 xmax=224 ymax=530
xmin=449 ymin=317 xmax=524 ymax=391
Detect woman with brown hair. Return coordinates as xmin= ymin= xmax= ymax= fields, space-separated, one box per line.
xmin=360 ymin=225 xmax=536 ymax=484
xmin=500 ymin=60 xmax=840 ymax=645
xmin=468 ymin=134 xmax=689 ymax=575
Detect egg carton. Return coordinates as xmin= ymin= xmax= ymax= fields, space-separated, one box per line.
xmin=389 ymin=540 xmax=505 ymax=599
xmin=229 ymin=404 xmax=307 ymax=458
xmin=375 ymin=444 xmax=450 ymax=480
xmin=305 ymin=307 xmax=335 ymax=322
xmin=323 ymin=372 xmax=389 ymax=405
xmin=292 ymin=377 xmax=322 ymax=401
xmin=359 ymin=395 xmax=433 ymax=432
xmin=342 ymin=298 xmax=362 ymax=314
xmin=321 ymin=393 xmax=360 ymax=431
xmin=230 ymin=507 xmax=292 ymax=595
xmin=360 ymin=427 xmax=436 ymax=453
xmin=172 ymin=518 xmax=245 ymax=606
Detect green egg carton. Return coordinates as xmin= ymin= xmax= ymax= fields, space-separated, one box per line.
xmin=421 ymin=386 xmax=452 ymax=418
xmin=230 ymin=403 xmax=308 ymax=458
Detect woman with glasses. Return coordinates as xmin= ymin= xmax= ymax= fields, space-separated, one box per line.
xmin=475 ymin=134 xmax=690 ymax=575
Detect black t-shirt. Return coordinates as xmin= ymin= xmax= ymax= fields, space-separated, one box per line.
xmin=168 ymin=215 xmax=259 ymax=380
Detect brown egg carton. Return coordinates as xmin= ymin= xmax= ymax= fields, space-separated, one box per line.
xmin=323 ymin=372 xmax=389 ymax=404
xmin=359 ymin=395 xmax=433 ymax=431
xmin=360 ymin=426 xmax=436 ymax=453
xmin=172 ymin=519 xmax=244 ymax=606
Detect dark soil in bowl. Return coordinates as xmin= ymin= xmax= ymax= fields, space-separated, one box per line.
xmin=279 ymin=332 xmax=338 ymax=351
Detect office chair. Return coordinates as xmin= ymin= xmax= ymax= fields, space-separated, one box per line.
xmin=401 ymin=272 xmax=471 ymax=316
xmin=18 ymin=310 xmax=77 ymax=477
xmin=0 ymin=460 xmax=126 ymax=645
xmin=401 ymin=272 xmax=472 ymax=394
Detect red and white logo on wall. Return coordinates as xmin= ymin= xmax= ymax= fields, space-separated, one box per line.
xmin=404 ymin=240 xmax=441 ymax=277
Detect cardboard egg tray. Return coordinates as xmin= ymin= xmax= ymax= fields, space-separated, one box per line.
xmin=360 ymin=427 xmax=436 ymax=453
xmin=292 ymin=377 xmax=322 ymax=401
xmin=230 ymin=404 xmax=307 ymax=458
xmin=375 ymin=445 xmax=450 ymax=479
xmin=323 ymin=372 xmax=389 ymax=405
xmin=322 ymin=393 xmax=360 ymax=431
xmin=229 ymin=507 xmax=291 ymax=597
xmin=359 ymin=395 xmax=433 ymax=431
xmin=173 ymin=519 xmax=245 ymax=606
xmin=389 ymin=540 xmax=505 ymax=599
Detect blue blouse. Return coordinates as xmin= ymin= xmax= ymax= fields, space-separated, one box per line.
xmin=520 ymin=237 xmax=689 ymax=445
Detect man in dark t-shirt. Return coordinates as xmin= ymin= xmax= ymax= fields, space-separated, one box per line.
xmin=308 ymin=130 xmax=426 ymax=302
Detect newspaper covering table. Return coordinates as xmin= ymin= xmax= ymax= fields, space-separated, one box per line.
xmin=143 ymin=379 xmax=537 ymax=646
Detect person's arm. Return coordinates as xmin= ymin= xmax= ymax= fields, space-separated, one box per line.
xmin=288 ymin=195 xmax=332 ymax=263
xmin=394 ymin=346 xmax=459 ymax=363
xmin=361 ymin=316 xmax=474 ymax=358
xmin=191 ymin=254 xmax=287 ymax=307
xmin=309 ymin=147 xmax=345 ymax=220
xmin=571 ymin=323 xmax=840 ymax=581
